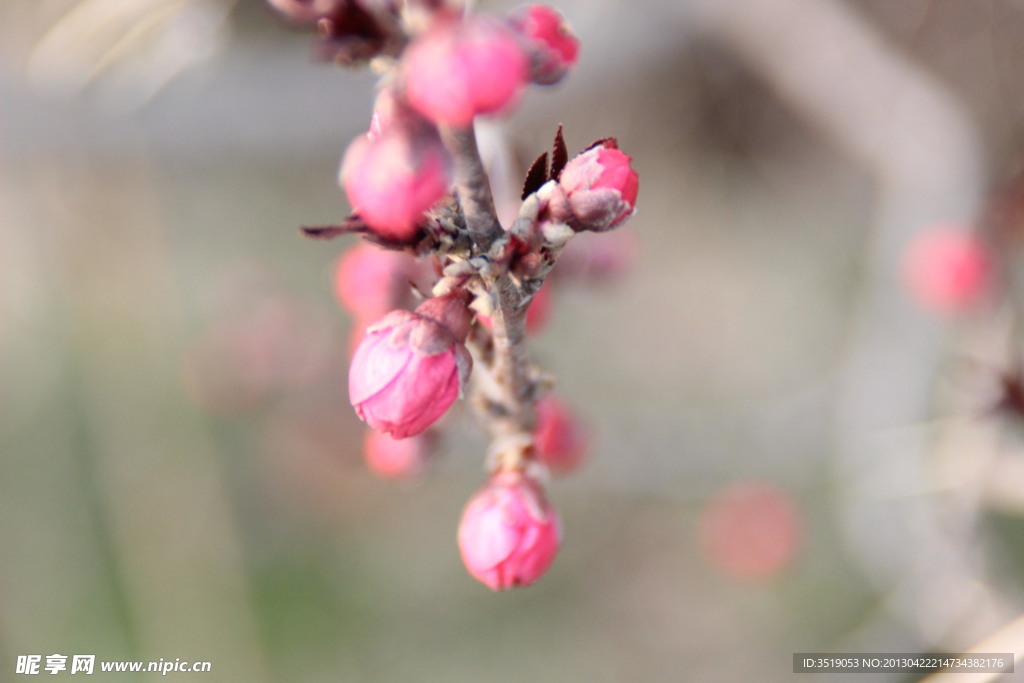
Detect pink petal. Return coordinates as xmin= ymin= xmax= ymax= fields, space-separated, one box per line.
xmin=459 ymin=492 xmax=520 ymax=570
xmin=406 ymin=29 xmax=475 ymax=126
xmin=384 ymin=352 xmax=459 ymax=438
xmin=390 ymin=366 xmax=460 ymax=439
xmin=461 ymin=28 xmax=527 ymax=114
xmin=348 ymin=331 xmax=412 ymax=406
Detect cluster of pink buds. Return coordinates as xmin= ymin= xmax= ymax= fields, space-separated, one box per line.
xmin=270 ymin=0 xmax=636 ymax=590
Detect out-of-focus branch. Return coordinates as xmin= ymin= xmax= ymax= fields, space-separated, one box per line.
xmin=922 ymin=611 xmax=1024 ymax=683
xmin=26 ymin=0 xmax=235 ymax=108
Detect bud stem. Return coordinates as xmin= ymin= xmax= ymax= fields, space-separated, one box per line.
xmin=439 ymin=124 xmax=505 ymax=250
xmin=488 ymin=275 xmax=536 ymax=453
xmin=440 ymin=122 xmax=539 ymax=460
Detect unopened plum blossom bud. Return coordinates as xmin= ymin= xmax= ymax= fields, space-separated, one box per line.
xmin=333 ymin=243 xmax=427 ymax=320
xmin=553 ymin=140 xmax=639 ymax=232
xmin=698 ymin=481 xmax=802 ymax=581
xmin=902 ymin=227 xmax=993 ymax=314
xmin=403 ymin=16 xmax=529 ymax=126
xmin=533 ymin=395 xmax=588 ymax=475
xmin=458 ymin=470 xmax=561 ymax=590
xmin=348 ymin=292 xmax=472 ymax=438
xmin=509 ymin=4 xmax=579 ymax=85
xmin=340 ymin=122 xmax=451 ymax=241
xmin=364 ymin=430 xmax=434 ymax=478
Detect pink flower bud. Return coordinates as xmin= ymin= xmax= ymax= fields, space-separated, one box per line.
xmin=333 ymin=243 xmax=427 ymax=320
xmin=533 ymin=395 xmax=588 ymax=475
xmin=403 ymin=16 xmax=529 ymax=126
xmin=902 ymin=227 xmax=992 ymax=314
xmin=510 ymin=5 xmax=579 ymax=85
xmin=363 ymin=430 xmax=434 ymax=478
xmin=554 ymin=140 xmax=638 ymax=232
xmin=698 ymin=481 xmax=802 ymax=581
xmin=458 ymin=471 xmax=561 ymax=590
xmin=348 ymin=293 xmax=472 ymax=438
xmin=340 ymin=123 xmax=451 ymax=241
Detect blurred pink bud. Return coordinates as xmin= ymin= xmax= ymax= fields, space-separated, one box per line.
xmin=266 ymin=0 xmax=347 ymax=25
xmin=348 ymin=322 xmax=369 ymax=358
xmin=333 ymin=243 xmax=426 ymax=320
xmin=364 ymin=430 xmax=434 ymax=478
xmin=477 ymin=281 xmax=553 ymax=334
xmin=458 ymin=470 xmax=561 ymax=590
xmin=902 ymin=227 xmax=993 ymax=314
xmin=510 ymin=5 xmax=579 ymax=85
xmin=340 ymin=123 xmax=451 ymax=241
xmin=348 ymin=293 xmax=472 ymax=438
xmin=525 ymin=281 xmax=553 ymax=331
xmin=554 ymin=230 xmax=639 ymax=283
xmin=183 ymin=289 xmax=334 ymax=414
xmin=555 ymin=140 xmax=639 ymax=232
xmin=698 ymin=481 xmax=802 ymax=581
xmin=533 ymin=395 xmax=588 ymax=475
xmin=404 ymin=16 xmax=529 ymax=126
xmin=367 ymin=87 xmax=399 ymax=141
xmin=267 ymin=0 xmax=400 ymax=65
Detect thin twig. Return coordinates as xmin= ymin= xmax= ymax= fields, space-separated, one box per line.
xmin=488 ymin=275 xmax=534 ymax=437
xmin=440 ymin=124 xmax=505 ymax=250
xmin=441 ymin=121 xmax=538 ymax=467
